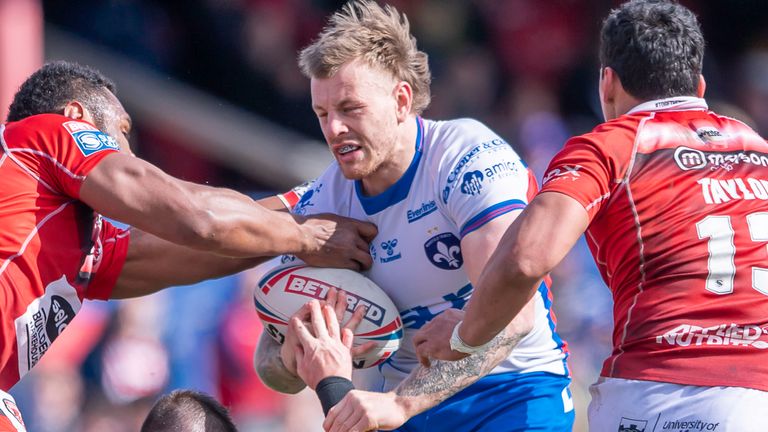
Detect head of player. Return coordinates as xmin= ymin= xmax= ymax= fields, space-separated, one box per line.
xmin=298 ymin=0 xmax=431 ymax=195
xmin=598 ymin=0 xmax=706 ymax=121
xmin=140 ymin=390 xmax=237 ymax=432
xmin=6 ymin=60 xmax=133 ymax=154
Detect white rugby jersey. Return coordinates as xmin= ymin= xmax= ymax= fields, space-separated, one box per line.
xmin=284 ymin=117 xmax=568 ymax=392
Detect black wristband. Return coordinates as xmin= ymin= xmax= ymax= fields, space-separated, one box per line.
xmin=316 ymin=376 xmax=355 ymax=415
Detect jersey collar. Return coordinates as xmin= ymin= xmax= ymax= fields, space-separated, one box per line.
xmin=355 ymin=117 xmax=424 ymax=215
xmin=627 ymin=96 xmax=708 ymax=115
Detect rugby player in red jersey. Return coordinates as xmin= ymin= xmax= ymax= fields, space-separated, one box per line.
xmin=0 ymin=61 xmax=376 ymax=431
xmin=416 ymin=1 xmax=768 ymax=429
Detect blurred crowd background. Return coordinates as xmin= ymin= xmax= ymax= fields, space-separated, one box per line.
xmin=6 ymin=0 xmax=768 ymax=431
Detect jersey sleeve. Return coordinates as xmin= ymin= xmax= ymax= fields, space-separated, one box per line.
xmin=540 ymin=135 xmax=613 ymax=221
xmin=437 ymin=120 xmax=532 ymax=238
xmin=6 ymin=115 xmax=122 ymax=200
xmin=84 ymin=219 xmax=130 ymax=300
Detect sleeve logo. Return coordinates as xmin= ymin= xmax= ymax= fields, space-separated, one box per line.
xmin=62 ymin=121 xmax=119 ymax=156
xmin=460 ymin=171 xmax=484 ymax=196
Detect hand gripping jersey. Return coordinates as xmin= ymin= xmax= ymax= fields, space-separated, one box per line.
xmin=0 ymin=114 xmax=129 ymax=391
xmin=286 ymin=117 xmax=569 ymax=392
xmin=541 ymin=97 xmax=768 ymax=391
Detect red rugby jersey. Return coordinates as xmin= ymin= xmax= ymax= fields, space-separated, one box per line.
xmin=541 ymin=97 xmax=768 ymax=391
xmin=0 ymin=114 xmax=129 ymax=390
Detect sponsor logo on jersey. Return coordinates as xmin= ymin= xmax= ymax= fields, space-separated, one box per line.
xmin=697 ymin=176 xmax=768 ymax=204
xmin=14 ymin=276 xmax=83 ymax=378
xmin=674 ymin=147 xmax=707 ymax=170
xmin=280 ymin=254 xmax=297 ymax=264
xmin=369 ymin=243 xmax=378 ymax=262
xmin=696 ymin=126 xmax=728 ymax=144
xmin=655 ymin=323 xmax=768 ymax=349
xmin=543 ymin=164 xmax=582 ymax=184
xmin=460 ymin=171 xmax=484 ymax=196
xmin=283 ymin=275 xmax=385 ymax=325
xmin=379 ymin=239 xmax=402 ymax=263
xmin=661 ymin=419 xmax=720 ymax=431
xmin=443 ymin=138 xmax=511 ymax=203
xmin=63 ymin=121 xmax=119 ymax=157
xmin=424 ymin=232 xmax=463 ymax=270
xmin=673 ymin=146 xmax=768 ymax=171
xmin=618 ymin=417 xmax=647 ymax=432
xmin=406 ymin=200 xmax=437 ymax=223
xmin=293 ymin=183 xmax=323 ymax=215
xmin=655 ymin=99 xmax=687 ymax=108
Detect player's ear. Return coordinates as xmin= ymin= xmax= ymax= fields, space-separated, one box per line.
xmin=63 ymin=101 xmax=87 ymax=120
xmin=697 ymin=74 xmax=706 ymax=98
xmin=394 ymin=80 xmax=412 ymax=123
xmin=599 ymin=67 xmax=620 ymax=104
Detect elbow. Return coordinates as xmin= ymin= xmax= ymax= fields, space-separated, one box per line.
xmin=502 ymin=252 xmax=551 ymax=288
xmin=174 ymin=207 xmax=229 ymax=251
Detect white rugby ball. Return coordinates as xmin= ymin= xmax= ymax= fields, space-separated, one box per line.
xmin=254 ymin=264 xmax=403 ymax=369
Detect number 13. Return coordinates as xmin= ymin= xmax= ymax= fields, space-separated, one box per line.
xmin=696 ymin=213 xmax=768 ymax=295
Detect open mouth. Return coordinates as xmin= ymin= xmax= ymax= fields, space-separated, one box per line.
xmin=338 ymin=144 xmax=361 ymax=155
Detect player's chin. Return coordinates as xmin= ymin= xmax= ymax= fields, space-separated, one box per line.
xmin=338 ymin=164 xmax=370 ymax=181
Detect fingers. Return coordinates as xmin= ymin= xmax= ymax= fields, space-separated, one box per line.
xmin=334 ymin=290 xmax=348 ymax=323
xmin=341 ymin=328 xmax=354 ymax=349
xmin=343 ymin=305 xmax=367 ymax=332
xmin=352 ymin=249 xmax=373 ymax=271
xmin=325 ymin=287 xmax=338 ymax=309
xmin=290 ymin=315 xmax=311 ymax=340
xmin=350 ymin=340 xmax=377 ymax=356
xmin=417 ymin=349 xmax=432 ymax=368
xmin=357 ymin=221 xmax=378 ymax=243
xmin=308 ymin=300 xmax=330 ymax=339
xmin=322 ymin=303 xmax=341 ymax=340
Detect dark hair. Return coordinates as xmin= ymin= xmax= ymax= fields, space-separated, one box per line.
xmin=140 ymin=390 xmax=237 ymax=432
xmin=599 ymin=0 xmax=704 ymax=100
xmin=6 ymin=61 xmax=117 ymax=130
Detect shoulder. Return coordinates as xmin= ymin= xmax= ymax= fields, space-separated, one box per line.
xmin=564 ymin=114 xmax=642 ymax=152
xmin=423 ymin=117 xmax=517 ymax=163
xmin=292 ymin=161 xmax=353 ymax=215
xmin=4 ymin=114 xmax=108 ymax=153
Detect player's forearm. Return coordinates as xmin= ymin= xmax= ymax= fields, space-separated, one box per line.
xmin=183 ymin=183 xmax=312 ymax=257
xmin=254 ymin=333 xmax=307 ymax=394
xmin=393 ymin=323 xmax=528 ymax=417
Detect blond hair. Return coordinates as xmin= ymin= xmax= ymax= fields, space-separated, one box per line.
xmin=298 ymin=1 xmax=432 ymax=114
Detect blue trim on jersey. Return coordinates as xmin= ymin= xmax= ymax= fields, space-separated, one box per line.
xmin=459 ymin=199 xmax=526 ymax=238
xmin=537 ymin=280 xmax=570 ymax=376
xmin=355 ymin=117 xmax=424 ymax=215
xmin=395 ymin=371 xmax=573 ymax=432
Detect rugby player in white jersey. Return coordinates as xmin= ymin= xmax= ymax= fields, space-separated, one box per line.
xmin=254 ymin=2 xmax=573 ymax=431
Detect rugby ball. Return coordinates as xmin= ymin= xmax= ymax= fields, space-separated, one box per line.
xmin=254 ymin=264 xmax=403 ymax=369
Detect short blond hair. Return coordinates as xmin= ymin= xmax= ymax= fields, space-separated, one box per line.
xmin=298 ymin=1 xmax=432 ymax=114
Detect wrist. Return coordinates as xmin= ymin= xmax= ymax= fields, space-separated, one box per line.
xmin=393 ymin=393 xmax=422 ymax=419
xmin=449 ymin=321 xmax=494 ymax=354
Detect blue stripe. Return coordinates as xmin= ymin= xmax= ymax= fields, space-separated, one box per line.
xmin=537 ymin=280 xmax=570 ymax=376
xmin=356 ymin=117 xmax=424 ymax=215
xmin=459 ymin=199 xmax=526 ymax=238
xmin=256 ymin=264 xmax=295 ymax=288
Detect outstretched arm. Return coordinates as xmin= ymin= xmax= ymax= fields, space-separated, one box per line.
xmin=415 ymin=192 xmax=589 ymax=363
xmin=110 ymin=229 xmax=263 ymax=299
xmin=323 ymin=212 xmax=535 ymax=431
xmin=81 ymin=153 xmax=376 ymax=268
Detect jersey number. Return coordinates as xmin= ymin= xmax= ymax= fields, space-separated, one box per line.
xmin=696 ymin=213 xmax=768 ymax=295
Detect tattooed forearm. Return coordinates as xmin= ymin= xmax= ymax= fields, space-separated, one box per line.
xmin=254 ymin=331 xmax=307 ymax=394
xmin=395 ymin=328 xmax=527 ymax=409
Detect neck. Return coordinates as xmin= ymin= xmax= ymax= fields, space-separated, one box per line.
xmin=360 ymin=115 xmax=419 ymax=196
